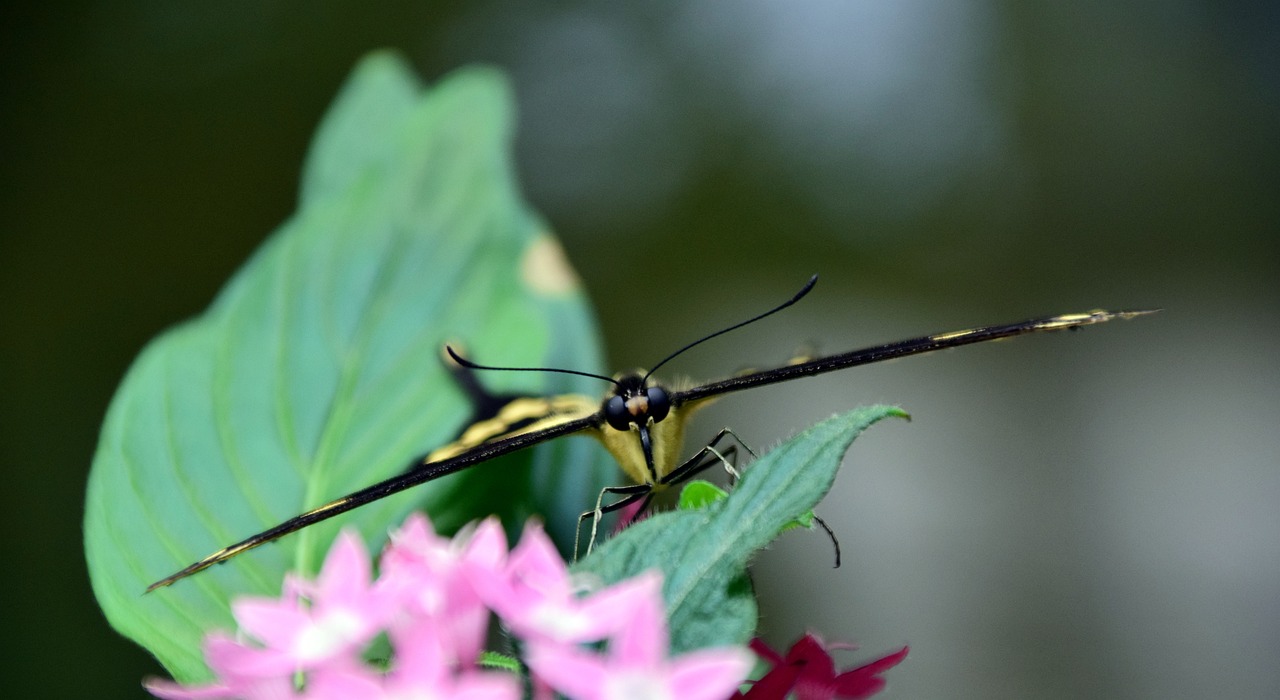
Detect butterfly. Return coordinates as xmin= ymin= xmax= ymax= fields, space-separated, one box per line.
xmin=146 ymin=275 xmax=1153 ymax=591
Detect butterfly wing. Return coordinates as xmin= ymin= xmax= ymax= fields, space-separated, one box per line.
xmin=672 ymin=309 xmax=1156 ymax=407
xmin=147 ymin=403 xmax=601 ymax=591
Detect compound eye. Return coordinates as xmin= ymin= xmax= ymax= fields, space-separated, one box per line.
xmin=646 ymin=386 xmax=670 ymax=423
xmin=604 ymin=395 xmax=632 ymax=431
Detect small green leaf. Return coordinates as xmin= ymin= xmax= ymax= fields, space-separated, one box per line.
xmin=575 ymin=405 xmax=908 ymax=654
xmin=478 ymin=651 xmax=522 ymax=673
xmin=782 ymin=509 xmax=815 ymax=532
xmin=676 ymin=480 xmax=729 ymax=510
xmin=679 ymin=479 xmax=812 ymax=533
xmin=84 ymin=52 xmax=607 ymax=682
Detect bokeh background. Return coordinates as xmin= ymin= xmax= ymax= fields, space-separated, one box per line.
xmin=3 ymin=2 xmax=1276 ymax=698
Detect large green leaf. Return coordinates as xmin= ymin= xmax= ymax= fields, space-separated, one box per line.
xmin=84 ymin=52 xmax=608 ymax=682
xmin=575 ymin=405 xmax=908 ymax=654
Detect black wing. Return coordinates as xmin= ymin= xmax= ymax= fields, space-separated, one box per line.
xmin=672 ymin=309 xmax=1157 ymax=406
xmin=147 ymin=411 xmax=600 ymax=592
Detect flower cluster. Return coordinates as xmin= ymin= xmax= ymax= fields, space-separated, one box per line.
xmin=145 ymin=515 xmax=753 ymax=700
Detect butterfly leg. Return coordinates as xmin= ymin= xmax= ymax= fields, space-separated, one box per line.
xmin=811 ymin=514 xmax=841 ymax=568
xmin=574 ymin=483 xmax=653 ymax=561
xmin=663 ymin=428 xmax=843 ymax=568
xmin=660 ymin=427 xmax=758 ymax=488
xmin=706 ymin=427 xmax=759 ymax=473
xmin=575 ymin=443 xmax=745 ymax=561
xmin=660 ymin=444 xmax=738 ymax=490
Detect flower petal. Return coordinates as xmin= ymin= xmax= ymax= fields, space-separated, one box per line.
xmin=787 ymin=634 xmax=837 ymax=679
xmin=315 ymin=529 xmax=372 ymax=604
xmin=452 ymin=671 xmax=523 ymax=700
xmin=507 ymin=521 xmax=570 ymax=591
xmin=607 ymin=574 xmax=668 ymax=665
xmin=740 ymin=664 xmax=803 ymax=699
xmin=830 ymin=646 xmax=909 ymax=699
xmin=525 ymin=641 xmax=608 ymax=700
xmin=749 ymin=637 xmax=785 ymax=667
xmin=204 ymin=632 xmax=298 ymax=679
xmin=231 ymin=597 xmax=307 ymax=651
xmin=306 ymin=665 xmax=384 ymax=700
xmin=143 ymin=678 xmax=239 ymax=700
xmin=666 ymin=647 xmax=755 ymax=700
xmin=463 ymin=517 xmax=510 ymax=573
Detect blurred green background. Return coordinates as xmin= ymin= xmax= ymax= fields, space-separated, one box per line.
xmin=2 ymin=2 xmax=1276 ymax=698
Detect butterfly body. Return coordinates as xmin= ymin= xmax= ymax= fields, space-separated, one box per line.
xmin=598 ymin=391 xmax=690 ymax=487
xmin=432 ymin=367 xmax=710 ymax=490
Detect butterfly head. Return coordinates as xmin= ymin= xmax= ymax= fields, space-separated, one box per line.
xmin=601 ymin=374 xmax=674 ymax=483
xmin=603 ymin=374 xmax=670 ymax=432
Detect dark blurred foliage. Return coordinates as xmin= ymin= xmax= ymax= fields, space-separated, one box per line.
xmin=1 ymin=2 xmax=1276 ymax=698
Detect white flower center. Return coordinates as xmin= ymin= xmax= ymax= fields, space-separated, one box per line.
xmin=604 ymin=671 xmax=670 ymax=700
xmin=529 ymin=602 xmax=591 ymax=640
xmin=294 ymin=608 xmax=364 ymax=662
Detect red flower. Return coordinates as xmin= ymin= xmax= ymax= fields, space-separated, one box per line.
xmin=734 ymin=633 xmax=908 ymax=700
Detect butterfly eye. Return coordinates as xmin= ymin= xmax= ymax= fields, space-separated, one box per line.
xmin=646 ymin=386 xmax=670 ymax=423
xmin=604 ymin=395 xmax=632 ymax=431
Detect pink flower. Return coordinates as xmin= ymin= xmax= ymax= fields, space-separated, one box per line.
xmin=524 ymin=578 xmax=753 ymax=700
xmin=145 ymin=515 xmax=762 ymax=700
xmin=378 ymin=514 xmax=507 ymax=666
xmin=303 ymin=623 xmax=520 ymax=700
xmin=471 ymin=521 xmax=655 ymax=644
xmin=144 ymin=634 xmax=302 ymax=699
xmin=224 ymin=531 xmax=390 ymax=677
xmin=735 ymin=634 xmax=908 ymax=700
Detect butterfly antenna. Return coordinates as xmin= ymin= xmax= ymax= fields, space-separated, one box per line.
xmin=643 ymin=274 xmax=819 ymax=384
xmin=446 ymin=346 xmax=620 ymax=387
